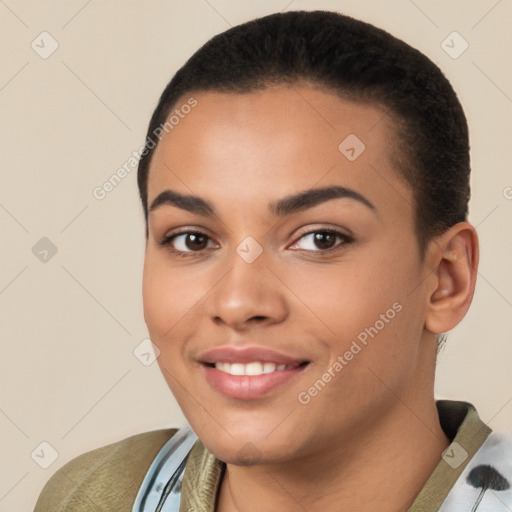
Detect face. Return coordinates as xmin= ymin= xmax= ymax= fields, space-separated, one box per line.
xmin=142 ymin=84 xmax=435 ymax=465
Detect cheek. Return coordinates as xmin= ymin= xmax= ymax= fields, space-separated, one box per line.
xmin=142 ymin=255 xmax=196 ymax=397
xmin=142 ymin=252 xmax=200 ymax=333
xmin=142 ymin=253 xmax=195 ymax=352
xmin=142 ymin=255 xmax=169 ymax=335
xmin=281 ymin=249 xmax=422 ymax=373
xmin=281 ymin=253 xmax=408 ymax=332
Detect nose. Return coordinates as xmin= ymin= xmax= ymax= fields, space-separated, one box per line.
xmin=207 ymin=249 xmax=289 ymax=331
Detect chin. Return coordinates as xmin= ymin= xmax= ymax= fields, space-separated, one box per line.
xmin=211 ymin=444 xmax=282 ymax=466
xmin=197 ymin=427 xmax=300 ymax=467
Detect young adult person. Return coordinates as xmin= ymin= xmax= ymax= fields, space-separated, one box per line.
xmin=34 ymin=10 xmax=512 ymax=512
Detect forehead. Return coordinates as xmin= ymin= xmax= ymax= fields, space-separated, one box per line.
xmin=147 ymin=85 xmax=411 ymax=217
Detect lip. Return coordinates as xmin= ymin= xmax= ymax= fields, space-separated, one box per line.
xmin=197 ymin=346 xmax=308 ymax=365
xmin=196 ymin=346 xmax=310 ymax=400
xmin=202 ymin=364 xmax=309 ymax=399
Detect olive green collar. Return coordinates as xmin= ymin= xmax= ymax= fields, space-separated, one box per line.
xmin=408 ymin=400 xmax=491 ymax=511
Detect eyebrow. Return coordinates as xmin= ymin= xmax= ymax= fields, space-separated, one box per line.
xmin=148 ymin=185 xmax=376 ymax=217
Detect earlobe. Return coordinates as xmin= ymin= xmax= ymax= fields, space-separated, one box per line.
xmin=424 ymin=222 xmax=479 ymax=334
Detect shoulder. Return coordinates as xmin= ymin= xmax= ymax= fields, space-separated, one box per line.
xmin=34 ymin=428 xmax=178 ymax=512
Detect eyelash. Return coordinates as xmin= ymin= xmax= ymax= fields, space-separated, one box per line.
xmin=157 ymin=228 xmax=354 ymax=258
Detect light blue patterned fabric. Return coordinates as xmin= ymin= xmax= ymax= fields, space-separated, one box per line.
xmin=132 ymin=425 xmax=198 ymax=512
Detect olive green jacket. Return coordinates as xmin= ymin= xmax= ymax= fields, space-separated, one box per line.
xmin=34 ymin=400 xmax=491 ymax=511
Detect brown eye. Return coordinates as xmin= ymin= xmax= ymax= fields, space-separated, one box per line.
xmin=158 ymin=231 xmax=217 ymax=255
xmin=312 ymin=232 xmax=337 ymax=250
xmin=184 ymin=233 xmax=208 ymax=250
xmin=289 ymin=229 xmax=353 ymax=253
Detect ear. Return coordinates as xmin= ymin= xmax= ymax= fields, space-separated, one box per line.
xmin=424 ymin=222 xmax=479 ymax=334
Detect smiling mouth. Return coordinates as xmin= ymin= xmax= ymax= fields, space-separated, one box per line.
xmin=204 ymin=361 xmax=309 ymax=376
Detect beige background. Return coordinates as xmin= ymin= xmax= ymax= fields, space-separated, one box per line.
xmin=1 ymin=1 xmax=511 ymax=510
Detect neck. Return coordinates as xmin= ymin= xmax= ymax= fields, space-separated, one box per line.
xmin=216 ymin=396 xmax=449 ymax=512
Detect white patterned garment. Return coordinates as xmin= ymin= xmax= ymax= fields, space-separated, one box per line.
xmin=439 ymin=432 xmax=512 ymax=511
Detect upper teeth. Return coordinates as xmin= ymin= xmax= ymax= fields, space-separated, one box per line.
xmin=214 ymin=362 xmax=291 ymax=376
